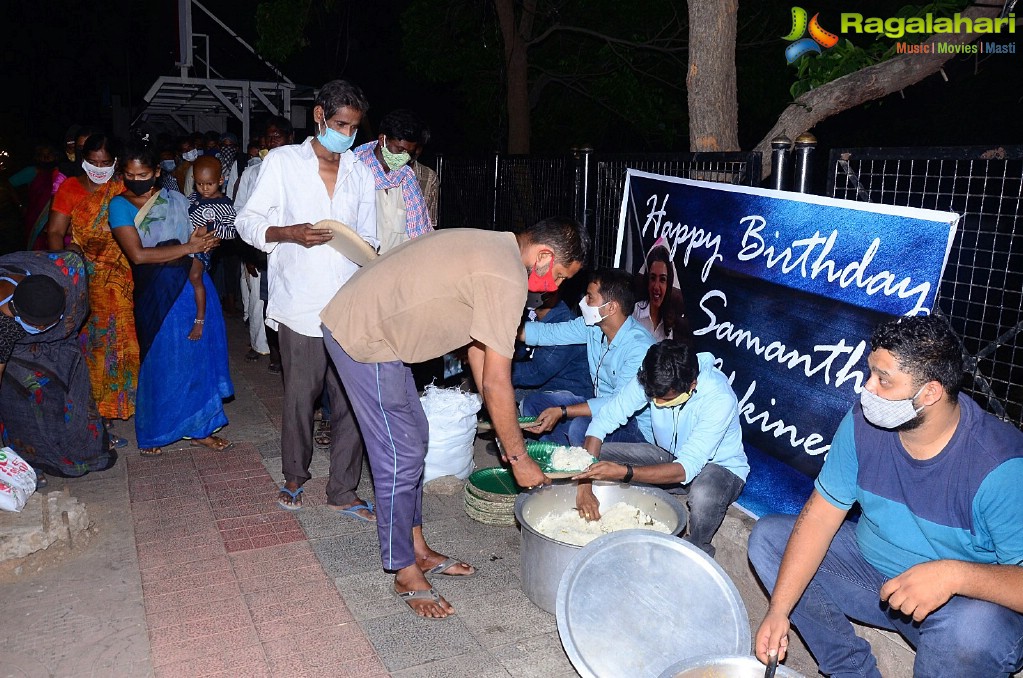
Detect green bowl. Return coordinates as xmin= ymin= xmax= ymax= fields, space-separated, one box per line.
xmin=525 ymin=441 xmax=597 ymax=477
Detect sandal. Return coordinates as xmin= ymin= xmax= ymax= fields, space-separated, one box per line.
xmin=424 ymin=557 xmax=477 ymax=578
xmin=277 ymin=485 xmax=303 ymax=511
xmin=245 ymin=348 xmax=262 ymax=362
xmin=268 ymin=361 xmax=283 ymax=375
xmin=188 ymin=436 xmax=233 ymax=452
xmin=393 ymin=587 xmax=454 ymax=620
xmin=139 ymin=447 xmax=163 ymax=457
xmin=314 ymin=420 xmax=331 ymax=448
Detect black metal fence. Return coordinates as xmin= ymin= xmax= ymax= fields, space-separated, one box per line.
xmin=829 ymin=146 xmax=1023 ymax=429
xmin=435 ymin=150 xmax=762 ymax=266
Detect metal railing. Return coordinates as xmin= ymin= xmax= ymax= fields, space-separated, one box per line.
xmin=828 ymin=145 xmax=1023 ymax=428
xmin=435 ymin=149 xmax=762 ymax=267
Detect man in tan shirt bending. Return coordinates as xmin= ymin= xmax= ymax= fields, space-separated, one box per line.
xmin=320 ymin=217 xmax=588 ymax=619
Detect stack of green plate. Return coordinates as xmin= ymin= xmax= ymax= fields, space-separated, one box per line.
xmin=464 ymin=467 xmax=521 ymax=526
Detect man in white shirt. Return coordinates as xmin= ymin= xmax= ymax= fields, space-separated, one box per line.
xmin=236 ymin=80 xmax=376 ymax=519
xmin=235 ymin=116 xmax=294 ymax=370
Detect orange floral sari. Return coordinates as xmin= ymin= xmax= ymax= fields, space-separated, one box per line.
xmin=71 ymin=180 xmax=140 ymax=420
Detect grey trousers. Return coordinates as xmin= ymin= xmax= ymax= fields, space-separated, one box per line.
xmin=600 ymin=442 xmax=745 ymax=557
xmin=278 ymin=324 xmax=364 ymax=505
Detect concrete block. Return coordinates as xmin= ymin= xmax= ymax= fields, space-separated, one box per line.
xmin=0 ymin=489 xmax=91 ymax=570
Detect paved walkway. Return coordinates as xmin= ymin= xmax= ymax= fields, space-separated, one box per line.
xmin=1 ymin=318 xmax=579 ymax=678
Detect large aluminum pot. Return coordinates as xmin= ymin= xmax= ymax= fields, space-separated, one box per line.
xmin=658 ymin=654 xmax=807 ymax=678
xmin=514 ymin=482 xmax=688 ymax=613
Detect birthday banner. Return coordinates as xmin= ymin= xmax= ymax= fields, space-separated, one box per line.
xmin=616 ymin=171 xmax=959 ymax=516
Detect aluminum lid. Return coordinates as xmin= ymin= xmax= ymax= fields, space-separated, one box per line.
xmin=556 ymin=531 xmax=751 ymax=678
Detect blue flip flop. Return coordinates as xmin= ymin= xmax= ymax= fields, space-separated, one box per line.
xmin=277 ymin=486 xmax=303 ymax=511
xmin=333 ymin=501 xmax=375 ymax=522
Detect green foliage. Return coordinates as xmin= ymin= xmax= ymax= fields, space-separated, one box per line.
xmin=255 ymin=0 xmax=314 ymax=63
xmin=788 ymin=0 xmax=970 ymax=99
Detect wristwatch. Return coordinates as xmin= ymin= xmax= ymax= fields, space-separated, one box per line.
xmin=622 ymin=464 xmax=634 ymax=483
xmin=560 ymin=405 xmax=568 ymax=420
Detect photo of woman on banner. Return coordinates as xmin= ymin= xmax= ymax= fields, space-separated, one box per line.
xmin=634 ymin=238 xmax=691 ymax=344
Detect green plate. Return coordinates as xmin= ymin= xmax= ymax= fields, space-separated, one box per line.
xmin=466 ymin=466 xmax=521 ymax=495
xmin=525 ymin=441 xmax=597 ymax=479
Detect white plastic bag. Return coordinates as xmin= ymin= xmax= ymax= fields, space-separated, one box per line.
xmin=421 ymin=385 xmax=482 ymax=483
xmin=0 ymin=446 xmax=38 ymax=512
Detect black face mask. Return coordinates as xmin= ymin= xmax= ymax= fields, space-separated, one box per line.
xmin=124 ymin=176 xmax=157 ymax=196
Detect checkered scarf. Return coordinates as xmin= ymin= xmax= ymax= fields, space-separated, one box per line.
xmin=354 ymin=141 xmax=433 ymax=239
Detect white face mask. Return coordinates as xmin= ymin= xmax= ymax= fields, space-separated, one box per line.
xmin=578 ymin=298 xmax=610 ymax=326
xmin=81 ymin=160 xmax=115 ymax=185
xmin=860 ymin=385 xmax=925 ymax=429
xmin=182 ymin=149 xmax=201 ymax=162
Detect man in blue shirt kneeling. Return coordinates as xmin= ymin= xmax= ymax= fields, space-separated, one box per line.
xmin=573 ymin=340 xmax=749 ymax=557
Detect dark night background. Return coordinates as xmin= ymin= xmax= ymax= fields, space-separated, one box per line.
xmin=1 ymin=0 xmax=1020 ymax=167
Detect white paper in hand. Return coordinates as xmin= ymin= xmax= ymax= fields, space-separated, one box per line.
xmin=315 ymin=219 xmax=378 ymax=266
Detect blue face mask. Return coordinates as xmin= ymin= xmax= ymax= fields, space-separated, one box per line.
xmin=317 ymin=120 xmax=356 ymax=154
xmin=160 ymin=159 xmax=176 ymax=171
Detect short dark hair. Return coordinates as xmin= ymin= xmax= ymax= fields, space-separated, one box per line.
xmin=590 ymin=268 xmax=636 ymax=316
xmin=315 ymin=79 xmax=370 ymax=119
xmin=637 ymin=340 xmax=698 ymax=400
xmin=379 ymin=109 xmax=430 ymax=146
xmin=524 ymin=216 xmax=590 ymax=268
xmin=870 ymin=315 xmax=964 ymax=400
xmin=264 ymin=115 xmax=294 ymax=137
xmin=12 ymin=275 xmax=65 ymax=326
xmin=120 ymin=138 xmax=159 ymax=172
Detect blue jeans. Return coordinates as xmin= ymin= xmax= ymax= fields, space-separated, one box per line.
xmin=600 ymin=442 xmax=744 ymax=557
xmin=520 ymin=390 xmax=645 ymax=447
xmin=748 ymin=515 xmax=1023 ymax=677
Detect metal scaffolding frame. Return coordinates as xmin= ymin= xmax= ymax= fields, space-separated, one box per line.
xmin=133 ymin=0 xmax=303 ymax=145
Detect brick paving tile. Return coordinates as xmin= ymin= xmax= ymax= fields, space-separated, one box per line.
xmin=145 ymin=593 xmax=252 ymax=631
xmin=235 ymin=562 xmax=330 ymax=594
xmin=149 ymin=625 xmax=262 ymax=668
xmin=136 ymin=542 xmax=226 ymax=571
xmin=129 ymin=494 xmax=214 ymax=522
xmin=152 ymin=645 xmax=269 ymax=678
xmin=141 ymin=568 xmax=238 ymax=601
xmin=136 ymin=519 xmax=223 ymax=546
xmin=253 ymin=605 xmax=355 ymax=643
xmin=140 ymin=553 xmax=234 ymax=585
xmin=144 ymin=582 xmax=245 ymax=614
xmin=126 ymin=455 xmax=197 ymax=478
xmin=242 ymin=578 xmax=340 ymax=611
xmin=261 ymin=622 xmax=377 ymax=661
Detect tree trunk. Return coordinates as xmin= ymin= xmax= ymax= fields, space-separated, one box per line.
xmin=495 ymin=0 xmax=536 ymax=154
xmin=686 ymin=0 xmax=739 ymax=152
xmin=754 ymin=4 xmax=999 ymax=179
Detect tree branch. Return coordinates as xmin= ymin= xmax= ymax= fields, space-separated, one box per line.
xmin=527 ymin=22 xmax=687 ymax=53
xmin=754 ymin=4 xmax=1001 ymax=180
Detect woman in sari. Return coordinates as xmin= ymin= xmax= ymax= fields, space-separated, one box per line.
xmin=0 ymin=250 xmax=115 ymax=486
xmin=44 ymin=133 xmax=139 ymax=447
xmin=108 ymin=141 xmax=233 ymax=457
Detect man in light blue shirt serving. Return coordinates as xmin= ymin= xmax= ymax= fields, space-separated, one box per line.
xmin=573 ymin=340 xmax=749 ymax=557
xmin=521 ymin=269 xmax=655 ymax=446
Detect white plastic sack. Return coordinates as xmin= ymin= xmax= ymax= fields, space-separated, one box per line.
xmin=421 ymin=384 xmax=482 ymax=483
xmin=0 ymin=446 xmax=37 ymax=512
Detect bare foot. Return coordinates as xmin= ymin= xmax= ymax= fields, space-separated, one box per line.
xmin=394 ymin=565 xmax=454 ymax=619
xmin=416 ymin=550 xmax=476 ymax=577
